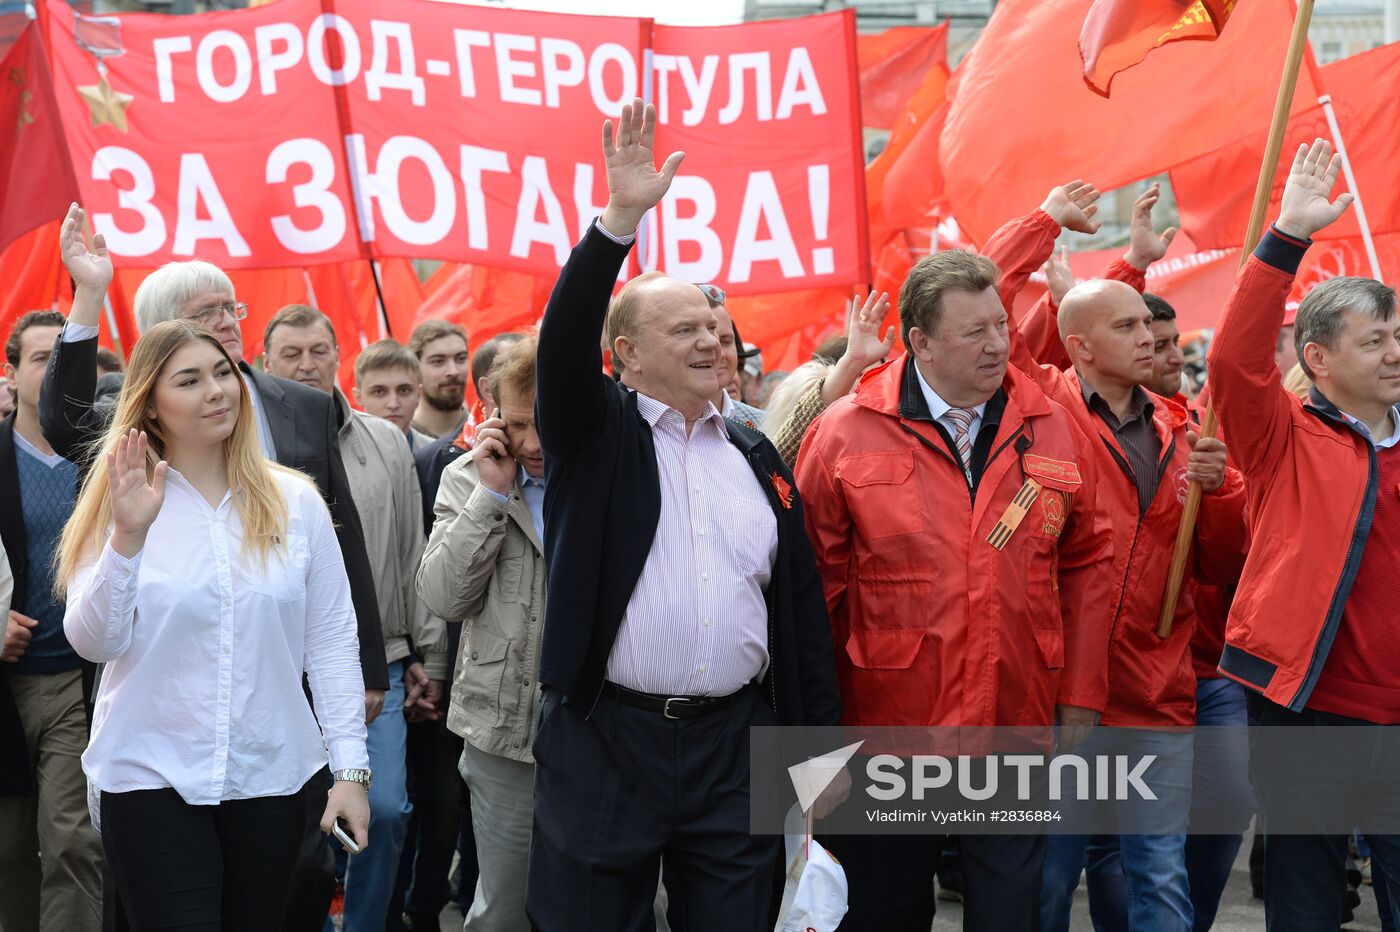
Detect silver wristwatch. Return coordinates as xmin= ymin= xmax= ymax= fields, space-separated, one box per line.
xmin=332 ymin=768 xmax=373 ymax=792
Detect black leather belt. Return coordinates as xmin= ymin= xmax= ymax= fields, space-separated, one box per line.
xmin=601 ymin=681 xmax=749 ymax=720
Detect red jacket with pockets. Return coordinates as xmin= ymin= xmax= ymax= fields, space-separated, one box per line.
xmin=988 ymin=210 xmax=1248 ymax=726
xmin=1208 ymin=228 xmax=1382 ymax=711
xmin=795 ymin=353 xmax=1116 ymax=728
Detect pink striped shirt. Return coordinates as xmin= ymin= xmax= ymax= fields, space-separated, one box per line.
xmin=605 ymin=393 xmax=778 ymax=697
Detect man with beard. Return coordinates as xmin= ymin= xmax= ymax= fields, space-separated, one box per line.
xmin=409 ymin=321 xmax=471 ymax=439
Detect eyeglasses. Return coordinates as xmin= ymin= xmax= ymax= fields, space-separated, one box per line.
xmin=696 ymin=283 xmax=726 ymax=306
xmin=186 ymin=303 xmax=248 ymax=327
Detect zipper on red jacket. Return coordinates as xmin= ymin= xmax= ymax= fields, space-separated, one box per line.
xmin=1290 ymin=427 xmax=1377 ymax=711
xmin=898 ymin=422 xmax=1028 ymax=502
xmin=1104 ymin=514 xmax=1143 ymax=674
xmin=1100 ymin=433 xmax=1176 ymax=686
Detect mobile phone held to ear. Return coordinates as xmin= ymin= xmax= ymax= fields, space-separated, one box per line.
xmin=332 ymin=819 xmax=362 ymax=855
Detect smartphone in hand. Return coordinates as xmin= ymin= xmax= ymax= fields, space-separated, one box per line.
xmin=331 ymin=819 xmax=362 ymax=855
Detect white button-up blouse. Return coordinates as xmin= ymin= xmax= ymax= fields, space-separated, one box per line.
xmin=64 ymin=468 xmax=368 ymax=807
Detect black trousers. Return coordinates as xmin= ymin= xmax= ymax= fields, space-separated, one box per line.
xmin=1247 ymin=694 xmax=1400 ymax=931
xmin=279 ymin=766 xmax=338 ymax=931
xmin=526 ymin=684 xmax=781 ymax=932
xmin=398 ymin=717 xmax=476 ymax=919
xmin=823 ymin=833 xmax=1046 ymax=931
xmin=101 ymin=780 xmax=311 ymax=932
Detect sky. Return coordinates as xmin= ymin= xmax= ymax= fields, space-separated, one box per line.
xmin=432 ymin=0 xmax=748 ymax=25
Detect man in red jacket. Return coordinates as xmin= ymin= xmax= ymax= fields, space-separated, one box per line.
xmin=971 ymin=187 xmax=1247 ymax=932
xmin=795 ymin=195 xmax=1116 ymax=929
xmin=1208 ymin=138 xmax=1400 ymax=930
xmin=1137 ymin=291 xmax=1255 ymax=930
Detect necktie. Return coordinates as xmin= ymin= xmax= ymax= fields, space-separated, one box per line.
xmin=944 ymin=406 xmax=977 ymax=484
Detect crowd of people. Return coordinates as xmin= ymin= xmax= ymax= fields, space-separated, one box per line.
xmin=0 ymin=97 xmax=1397 ymax=932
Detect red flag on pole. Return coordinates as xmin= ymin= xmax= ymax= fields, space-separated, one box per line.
xmin=856 ymin=24 xmax=949 ymax=129
xmin=1080 ymin=0 xmax=1237 ymax=96
xmin=1172 ymin=40 xmax=1400 ymax=248
xmin=0 ymin=23 xmax=80 ymax=256
xmin=940 ymin=0 xmax=1312 ymax=245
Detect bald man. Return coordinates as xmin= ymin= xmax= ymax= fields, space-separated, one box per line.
xmin=973 ymin=193 xmax=1248 ymax=932
xmin=525 ymin=100 xmax=841 ymax=931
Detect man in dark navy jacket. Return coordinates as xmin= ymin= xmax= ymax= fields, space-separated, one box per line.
xmin=525 ymin=100 xmax=842 ymax=931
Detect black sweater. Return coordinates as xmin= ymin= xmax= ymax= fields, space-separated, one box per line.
xmin=534 ymin=224 xmax=841 ymax=727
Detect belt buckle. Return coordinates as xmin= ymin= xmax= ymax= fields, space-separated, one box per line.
xmin=663 ymin=697 xmax=689 ymax=719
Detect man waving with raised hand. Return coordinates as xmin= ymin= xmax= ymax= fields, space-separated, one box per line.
xmin=526 ymin=100 xmax=841 ymax=931
xmin=1207 ymin=138 xmax=1400 ymax=929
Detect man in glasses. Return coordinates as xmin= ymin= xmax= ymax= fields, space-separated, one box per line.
xmin=42 ymin=204 xmax=388 ymax=932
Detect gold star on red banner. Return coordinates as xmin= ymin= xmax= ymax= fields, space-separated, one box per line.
xmin=76 ymin=76 xmax=133 ymax=133
xmin=9 ymin=66 xmax=34 ymax=137
xmin=16 ymin=89 xmax=33 ymax=136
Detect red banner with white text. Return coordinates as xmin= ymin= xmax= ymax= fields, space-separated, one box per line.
xmin=42 ymin=0 xmax=867 ymax=295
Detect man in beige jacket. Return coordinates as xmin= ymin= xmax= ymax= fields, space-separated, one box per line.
xmin=263 ymin=304 xmax=448 ymax=932
xmin=418 ymin=335 xmax=544 ymax=932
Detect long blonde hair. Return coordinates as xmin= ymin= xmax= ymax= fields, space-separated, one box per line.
xmin=55 ymin=320 xmax=293 ymax=594
xmin=761 ymin=359 xmax=832 ymax=444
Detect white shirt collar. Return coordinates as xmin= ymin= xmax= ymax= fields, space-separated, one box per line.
xmin=912 ymin=363 xmax=988 ymax=422
xmin=1339 ymin=405 xmax=1400 ymax=450
xmin=12 ymin=428 xmax=69 ymax=469
xmin=634 ymin=390 xmax=725 ymax=436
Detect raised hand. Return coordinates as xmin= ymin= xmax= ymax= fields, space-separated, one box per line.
xmin=59 ymin=203 xmax=113 ymax=292
xmin=1124 ymin=183 xmax=1178 ymax=271
xmin=1277 ymin=138 xmax=1354 ymax=241
xmin=1042 ymin=245 xmax=1075 ymax=306
xmin=823 ymin=291 xmax=896 ymax=405
xmin=842 ymin=290 xmax=896 ymax=371
xmin=107 ymin=430 xmax=167 ymax=557
xmin=470 ymin=410 xmax=517 ymax=496
xmin=1041 ymin=180 xmax=1102 ymax=235
xmin=599 ymin=98 xmax=685 ymax=237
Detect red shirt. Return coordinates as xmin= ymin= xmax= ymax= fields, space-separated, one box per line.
xmin=1308 ymin=441 xmax=1400 ymax=722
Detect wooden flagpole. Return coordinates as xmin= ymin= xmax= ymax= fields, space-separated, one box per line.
xmin=1157 ymin=0 xmax=1317 ymax=638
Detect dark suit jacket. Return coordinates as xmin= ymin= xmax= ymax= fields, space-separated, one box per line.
xmin=534 ymin=225 xmax=841 ymax=727
xmin=39 ymin=335 xmax=389 ymax=691
xmin=0 ymin=415 xmax=96 ymax=796
xmin=413 ymin=432 xmax=469 ymax=536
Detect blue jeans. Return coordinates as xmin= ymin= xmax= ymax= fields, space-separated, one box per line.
xmin=325 ymin=659 xmax=412 ymax=932
xmin=1041 ymin=728 xmax=1194 ymax=932
xmin=1184 ymin=678 xmax=1253 ymax=931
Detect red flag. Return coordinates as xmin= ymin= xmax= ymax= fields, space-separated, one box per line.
xmin=726 ymin=46 xmax=953 ymax=364
xmin=0 ymin=24 xmax=79 ymax=256
xmin=1081 ymin=0 xmax=1236 ymax=96
xmin=856 ymin=24 xmax=949 ymax=129
xmin=866 ymin=53 xmax=951 ymax=256
xmin=0 ymin=221 xmax=65 ymax=342
xmin=1172 ymin=41 xmax=1400 ymax=248
xmin=939 ymin=0 xmax=1316 ymax=245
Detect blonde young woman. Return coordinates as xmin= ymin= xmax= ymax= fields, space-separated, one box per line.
xmin=55 ymin=320 xmax=369 ymax=931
